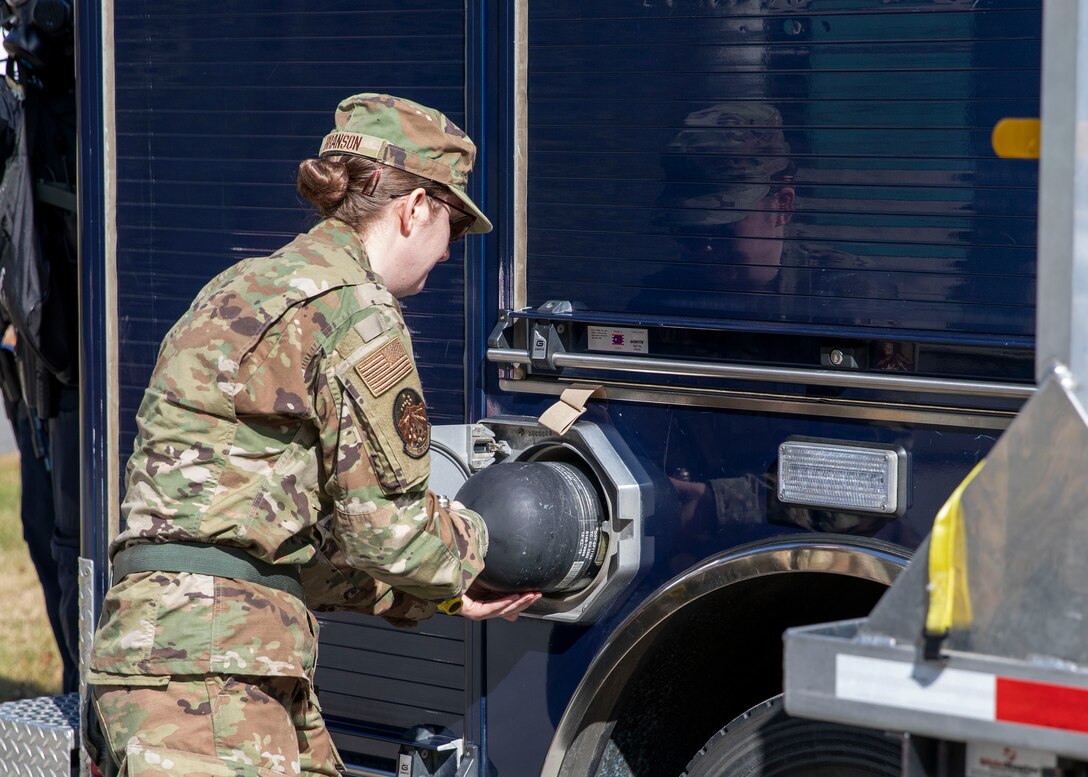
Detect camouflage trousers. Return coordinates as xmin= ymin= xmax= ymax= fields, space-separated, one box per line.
xmin=90 ymin=675 xmax=342 ymax=777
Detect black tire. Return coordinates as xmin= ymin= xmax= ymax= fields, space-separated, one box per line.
xmin=682 ymin=695 xmax=901 ymax=777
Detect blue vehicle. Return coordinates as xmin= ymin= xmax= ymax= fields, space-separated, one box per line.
xmin=0 ymin=1 xmax=1043 ymax=776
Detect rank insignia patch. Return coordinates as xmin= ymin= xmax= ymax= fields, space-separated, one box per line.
xmin=355 ymin=337 xmax=412 ymax=396
xmin=393 ymin=388 xmax=429 ymax=459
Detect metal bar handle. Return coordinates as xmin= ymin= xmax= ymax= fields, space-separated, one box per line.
xmin=486 ymin=348 xmax=1035 ymax=399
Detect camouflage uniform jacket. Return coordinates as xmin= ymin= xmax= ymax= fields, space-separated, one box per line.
xmin=89 ymin=219 xmax=487 ymax=683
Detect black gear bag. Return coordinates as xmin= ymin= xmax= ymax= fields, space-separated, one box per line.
xmin=0 ymin=79 xmax=77 ymax=386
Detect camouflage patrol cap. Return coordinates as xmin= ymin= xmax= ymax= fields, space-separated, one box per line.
xmin=319 ymin=93 xmax=492 ymax=234
xmin=663 ymin=102 xmax=793 ymax=226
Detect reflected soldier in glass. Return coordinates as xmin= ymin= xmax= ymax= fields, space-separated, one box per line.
xmin=660 ymin=102 xmax=797 ymax=290
xmin=655 ymin=101 xmax=907 ymax=331
xmin=647 ymin=103 xmax=915 ymax=565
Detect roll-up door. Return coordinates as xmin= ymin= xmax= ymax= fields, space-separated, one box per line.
xmin=114 ymin=1 xmax=469 ymax=433
xmin=113 ymin=1 xmax=470 ymax=768
xmin=523 ymin=1 xmax=1041 ymax=348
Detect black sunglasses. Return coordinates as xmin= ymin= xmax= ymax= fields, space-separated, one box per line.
xmin=429 ymin=192 xmax=476 ymax=243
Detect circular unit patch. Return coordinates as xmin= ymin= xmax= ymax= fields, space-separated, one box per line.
xmin=393 ymin=387 xmax=430 ymax=459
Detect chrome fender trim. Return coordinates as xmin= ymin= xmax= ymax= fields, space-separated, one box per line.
xmin=539 ymin=535 xmax=910 ymax=777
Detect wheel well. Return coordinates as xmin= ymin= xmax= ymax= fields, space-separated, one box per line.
xmin=590 ymin=570 xmax=889 ymax=777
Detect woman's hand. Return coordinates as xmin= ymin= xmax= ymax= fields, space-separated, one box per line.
xmin=449 ymin=501 xmax=541 ymax=620
xmin=460 ymin=585 xmax=541 ymax=622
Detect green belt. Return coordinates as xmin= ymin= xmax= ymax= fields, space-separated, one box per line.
xmin=112 ymin=542 xmax=305 ymax=602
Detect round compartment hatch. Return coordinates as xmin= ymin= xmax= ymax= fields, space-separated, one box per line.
xmin=455 ymin=460 xmax=605 ymax=594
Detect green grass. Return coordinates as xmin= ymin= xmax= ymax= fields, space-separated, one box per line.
xmin=0 ymin=452 xmax=63 ymax=701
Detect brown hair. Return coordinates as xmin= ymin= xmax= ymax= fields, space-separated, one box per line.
xmin=297 ymin=154 xmax=450 ymax=233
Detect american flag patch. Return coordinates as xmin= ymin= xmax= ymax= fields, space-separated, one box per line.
xmin=355 ymin=338 xmax=412 ymax=396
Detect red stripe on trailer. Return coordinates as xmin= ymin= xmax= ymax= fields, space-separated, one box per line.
xmin=996 ymin=677 xmax=1088 ymax=733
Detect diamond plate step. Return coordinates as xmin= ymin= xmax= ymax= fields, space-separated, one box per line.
xmin=0 ymin=693 xmax=78 ymax=776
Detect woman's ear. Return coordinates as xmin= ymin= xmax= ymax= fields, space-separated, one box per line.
xmin=398 ymin=187 xmax=430 ymax=236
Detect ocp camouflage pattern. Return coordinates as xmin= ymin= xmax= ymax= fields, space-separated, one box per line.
xmin=321 ymin=93 xmax=474 ymax=189
xmin=91 ymin=218 xmax=487 ymax=682
xmin=300 ymin=514 xmax=436 ymax=628
xmin=93 ymin=674 xmax=341 ymax=776
xmin=317 ymin=93 xmax=492 ymax=234
xmin=87 ymin=571 xmax=319 ymax=682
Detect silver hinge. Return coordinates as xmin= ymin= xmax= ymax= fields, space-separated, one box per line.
xmin=488 ymin=303 xmax=574 ymax=373
xmin=470 ymin=424 xmax=509 ymax=471
xmin=528 ymin=301 xmax=573 ymax=370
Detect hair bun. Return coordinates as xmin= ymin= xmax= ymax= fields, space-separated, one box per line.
xmin=297 ymin=157 xmax=350 ymax=210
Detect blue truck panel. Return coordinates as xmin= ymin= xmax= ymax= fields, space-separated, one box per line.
xmin=112 ymin=0 xmax=470 ymax=435
xmin=478 ymin=395 xmax=1004 ymax=775
xmin=523 ymin=3 xmax=1040 ymax=340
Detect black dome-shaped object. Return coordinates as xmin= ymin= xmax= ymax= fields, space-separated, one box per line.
xmin=455 ymin=460 xmax=604 ymax=594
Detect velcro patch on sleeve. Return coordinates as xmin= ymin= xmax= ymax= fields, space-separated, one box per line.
xmin=355 ymin=337 xmax=412 ymax=397
xmin=354 ymin=313 xmax=388 ymax=344
xmin=393 ymin=387 xmax=430 ymax=459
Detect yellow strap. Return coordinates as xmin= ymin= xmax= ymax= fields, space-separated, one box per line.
xmin=925 ymin=461 xmax=984 ymax=636
xmin=437 ymin=597 xmax=463 ymax=616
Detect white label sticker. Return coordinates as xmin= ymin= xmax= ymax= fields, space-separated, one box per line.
xmin=587 ymin=326 xmax=648 ymax=354
xmin=966 ymin=742 xmax=1056 ymax=777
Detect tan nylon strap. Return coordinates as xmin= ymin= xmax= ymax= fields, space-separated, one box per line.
xmin=538 ymin=385 xmax=606 ymax=435
xmin=318 ymin=130 xmax=460 ymax=187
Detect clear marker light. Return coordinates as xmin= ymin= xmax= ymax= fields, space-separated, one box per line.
xmin=778 ymin=440 xmax=904 ymax=515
